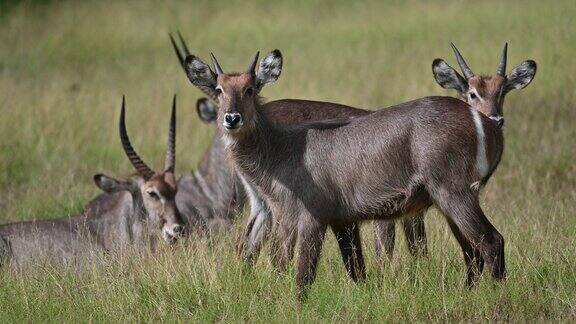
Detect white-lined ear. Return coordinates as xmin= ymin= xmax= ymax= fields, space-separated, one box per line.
xmin=93 ymin=174 xmax=135 ymax=193
xmin=196 ymin=98 xmax=218 ymax=123
xmin=432 ymin=58 xmax=468 ymax=95
xmin=504 ymin=60 xmax=537 ymax=94
xmin=256 ymin=49 xmax=282 ymax=90
xmin=184 ymin=55 xmax=219 ymax=100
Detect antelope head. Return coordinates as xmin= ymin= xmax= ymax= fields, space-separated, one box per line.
xmin=93 ymin=96 xmax=185 ymax=244
xmin=432 ymin=43 xmax=537 ymax=127
xmin=180 ymin=48 xmax=283 ymax=135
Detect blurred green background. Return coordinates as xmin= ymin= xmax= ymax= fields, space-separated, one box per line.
xmin=0 ymin=0 xmax=574 ymax=321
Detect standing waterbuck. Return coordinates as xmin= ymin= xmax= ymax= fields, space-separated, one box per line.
xmin=183 ymin=45 xmax=536 ymax=299
xmin=170 ymin=33 xmax=427 ymax=275
xmin=0 ymin=96 xmax=185 ymax=267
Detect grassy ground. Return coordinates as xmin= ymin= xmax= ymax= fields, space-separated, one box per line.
xmin=0 ymin=0 xmax=575 ymax=321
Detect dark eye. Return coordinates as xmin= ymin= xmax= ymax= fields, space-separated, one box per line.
xmin=215 ymin=86 xmax=223 ymax=96
xmin=245 ymin=87 xmax=254 ymax=96
xmin=147 ymin=191 xmax=159 ymax=200
xmin=469 ymin=92 xmax=477 ymax=100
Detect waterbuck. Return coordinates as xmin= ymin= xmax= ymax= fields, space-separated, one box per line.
xmin=170 ymin=33 xmax=427 ymax=275
xmin=182 ymin=45 xmax=536 ymax=299
xmin=0 ymin=97 xmax=185 ymax=267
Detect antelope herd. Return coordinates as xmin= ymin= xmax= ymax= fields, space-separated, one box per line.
xmin=1 ymin=32 xmax=537 ymax=300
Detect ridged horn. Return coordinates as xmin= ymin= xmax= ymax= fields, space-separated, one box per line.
xmin=210 ymin=52 xmax=224 ymax=75
xmin=164 ymin=95 xmax=176 ymax=173
xmin=247 ymin=51 xmax=259 ymax=74
xmin=496 ymin=42 xmax=508 ymax=77
xmin=119 ymin=96 xmax=155 ymax=180
xmin=451 ymin=43 xmax=475 ymax=79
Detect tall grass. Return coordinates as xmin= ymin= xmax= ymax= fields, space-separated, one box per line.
xmin=0 ymin=0 xmax=574 ymax=321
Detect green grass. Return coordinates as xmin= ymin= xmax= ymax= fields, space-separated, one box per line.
xmin=0 ymin=0 xmax=575 ymax=321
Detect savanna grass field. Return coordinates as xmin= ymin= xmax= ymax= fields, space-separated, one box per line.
xmin=0 ymin=0 xmax=575 ymax=321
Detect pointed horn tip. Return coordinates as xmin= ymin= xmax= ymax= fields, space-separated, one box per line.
xmin=247 ymin=51 xmax=260 ymax=73
xmin=496 ymin=42 xmax=508 ymax=76
xmin=121 ymin=96 xmax=126 ymax=113
xmin=169 ymin=33 xmax=178 ymax=48
xmin=171 ymin=95 xmax=177 ymax=116
xmin=210 ymin=52 xmax=224 ymax=74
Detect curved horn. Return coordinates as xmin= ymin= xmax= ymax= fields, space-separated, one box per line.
xmin=164 ymin=95 xmax=176 ymax=173
xmin=119 ymin=96 xmax=155 ymax=180
xmin=496 ymin=42 xmax=508 ymax=77
xmin=247 ymin=51 xmax=260 ymax=74
xmin=210 ymin=52 xmax=224 ymax=75
xmin=451 ymin=43 xmax=475 ymax=79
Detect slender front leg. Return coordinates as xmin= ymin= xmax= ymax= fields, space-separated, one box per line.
xmin=269 ymin=208 xmax=298 ymax=272
xmin=373 ymin=220 xmax=395 ymax=265
xmin=296 ymin=215 xmax=327 ymax=301
xmin=239 ymin=208 xmax=272 ymax=265
xmin=237 ymin=175 xmax=273 ymax=265
xmin=445 ymin=218 xmax=484 ymax=287
xmin=332 ymin=223 xmax=366 ymax=282
xmin=431 ymin=188 xmax=505 ymax=285
xmin=402 ymin=211 xmax=428 ymax=257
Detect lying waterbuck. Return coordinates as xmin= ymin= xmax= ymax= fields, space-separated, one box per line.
xmin=0 ymin=97 xmax=185 ymax=267
xmin=170 ymin=33 xmax=427 ymax=274
xmin=183 ymin=46 xmax=536 ymax=299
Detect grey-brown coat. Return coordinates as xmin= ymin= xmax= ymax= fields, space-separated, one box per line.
xmin=0 ymin=97 xmax=185 ymax=268
xmin=183 ymin=45 xmax=536 ymax=299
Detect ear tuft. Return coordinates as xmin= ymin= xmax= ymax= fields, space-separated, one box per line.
xmin=505 ymin=60 xmax=537 ymax=93
xmin=432 ymin=58 xmax=468 ymax=94
xmin=256 ymin=49 xmax=283 ymax=90
xmin=196 ymin=98 xmax=218 ymax=123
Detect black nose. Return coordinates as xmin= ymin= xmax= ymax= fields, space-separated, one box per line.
xmin=224 ymin=113 xmax=243 ymax=129
xmin=173 ymin=225 xmax=183 ymax=235
xmin=489 ymin=115 xmax=505 ymax=128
